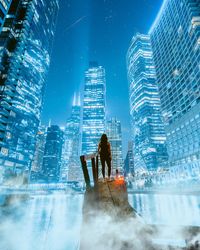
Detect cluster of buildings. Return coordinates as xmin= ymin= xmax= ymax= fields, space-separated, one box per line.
xmin=31 ymin=62 xmax=124 ymax=183
xmin=0 ymin=0 xmax=59 ymax=183
xmin=127 ymin=0 xmax=200 ymax=179
xmin=0 ymin=0 xmax=199 ymax=184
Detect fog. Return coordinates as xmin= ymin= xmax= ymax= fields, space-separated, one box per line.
xmin=0 ymin=193 xmax=200 ymax=250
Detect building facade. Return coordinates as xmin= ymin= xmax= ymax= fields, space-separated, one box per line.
xmin=42 ymin=125 xmax=63 ymax=183
xmin=149 ymin=0 xmax=200 ymax=173
xmin=31 ymin=125 xmax=46 ymax=173
xmin=127 ymin=33 xmax=168 ymax=172
xmin=106 ymin=117 xmax=123 ymax=173
xmin=0 ymin=0 xmax=11 ymax=31
xmin=82 ymin=62 xmax=106 ymax=156
xmin=62 ymin=94 xmax=82 ymax=182
xmin=124 ymin=141 xmax=134 ymax=177
xmin=0 ymin=0 xmax=59 ymax=182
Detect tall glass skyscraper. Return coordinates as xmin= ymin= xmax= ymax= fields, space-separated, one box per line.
xmin=124 ymin=141 xmax=134 ymax=177
xmin=0 ymin=0 xmax=59 ymax=181
xmin=42 ymin=125 xmax=63 ymax=183
xmin=124 ymin=141 xmax=135 ymax=177
xmin=0 ymin=0 xmax=11 ymax=31
xmin=106 ymin=117 xmax=123 ymax=173
xmin=149 ymin=0 xmax=200 ymax=171
xmin=82 ymin=62 xmax=106 ymax=156
xmin=62 ymin=94 xmax=82 ymax=182
xmin=31 ymin=125 xmax=46 ymax=173
xmin=127 ymin=33 xmax=168 ymax=172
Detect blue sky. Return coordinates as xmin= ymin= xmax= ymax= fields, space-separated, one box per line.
xmin=42 ymin=0 xmax=163 ymax=155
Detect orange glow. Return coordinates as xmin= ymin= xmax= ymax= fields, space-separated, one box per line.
xmin=115 ymin=175 xmax=125 ymax=184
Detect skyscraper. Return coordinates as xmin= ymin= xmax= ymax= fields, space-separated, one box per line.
xmin=124 ymin=141 xmax=134 ymax=177
xmin=149 ymin=0 xmax=200 ymax=171
xmin=127 ymin=33 xmax=168 ymax=172
xmin=31 ymin=126 xmax=46 ymax=173
xmin=0 ymin=0 xmax=59 ymax=182
xmin=42 ymin=125 xmax=63 ymax=183
xmin=106 ymin=117 xmax=123 ymax=173
xmin=82 ymin=62 xmax=106 ymax=156
xmin=0 ymin=0 xmax=11 ymax=31
xmin=62 ymin=94 xmax=82 ymax=182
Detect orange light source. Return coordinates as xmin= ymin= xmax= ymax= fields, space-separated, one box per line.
xmin=115 ymin=175 xmax=125 ymax=184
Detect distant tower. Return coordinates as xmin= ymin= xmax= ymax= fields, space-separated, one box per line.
xmin=62 ymin=93 xmax=82 ymax=182
xmin=42 ymin=125 xmax=63 ymax=183
xmin=149 ymin=0 xmax=200 ymax=171
xmin=127 ymin=33 xmax=168 ymax=172
xmin=31 ymin=126 xmax=47 ymax=172
xmin=124 ymin=141 xmax=134 ymax=177
xmin=82 ymin=62 xmax=106 ymax=155
xmin=106 ymin=117 xmax=123 ymax=173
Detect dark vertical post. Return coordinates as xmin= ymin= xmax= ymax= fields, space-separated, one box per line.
xmin=80 ymin=155 xmax=90 ymax=187
xmin=91 ymin=157 xmax=97 ymax=185
xmin=96 ymin=155 xmax=99 ymax=182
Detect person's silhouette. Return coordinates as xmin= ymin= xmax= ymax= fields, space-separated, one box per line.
xmin=98 ymin=134 xmax=112 ymax=180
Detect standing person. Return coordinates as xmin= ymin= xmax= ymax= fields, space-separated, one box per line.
xmin=98 ymin=134 xmax=112 ymax=181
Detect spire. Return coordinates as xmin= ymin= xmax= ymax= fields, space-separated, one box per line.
xmin=48 ymin=119 xmax=51 ymax=127
xmin=72 ymin=92 xmax=81 ymax=106
xmin=72 ymin=93 xmax=76 ymax=106
xmin=77 ymin=93 xmax=81 ymax=106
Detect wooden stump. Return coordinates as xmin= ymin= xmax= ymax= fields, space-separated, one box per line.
xmin=80 ymin=178 xmax=155 ymax=250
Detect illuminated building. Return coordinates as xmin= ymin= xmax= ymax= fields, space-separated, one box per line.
xmin=82 ymin=62 xmax=106 ymax=156
xmin=0 ymin=0 xmax=59 ymax=182
xmin=106 ymin=117 xmax=123 ymax=173
xmin=149 ymin=0 xmax=200 ymax=172
xmin=62 ymin=94 xmax=82 ymax=182
xmin=127 ymin=33 xmax=168 ymax=172
xmin=124 ymin=141 xmax=134 ymax=177
xmin=0 ymin=0 xmax=11 ymax=31
xmin=31 ymin=126 xmax=46 ymax=172
xmin=42 ymin=125 xmax=63 ymax=183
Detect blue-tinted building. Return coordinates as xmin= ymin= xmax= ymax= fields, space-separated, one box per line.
xmin=149 ymin=0 xmax=200 ymax=173
xmin=42 ymin=125 xmax=63 ymax=183
xmin=82 ymin=62 xmax=106 ymax=156
xmin=62 ymin=94 xmax=82 ymax=182
xmin=127 ymin=33 xmax=168 ymax=172
xmin=31 ymin=125 xmax=46 ymax=173
xmin=124 ymin=141 xmax=134 ymax=177
xmin=0 ymin=0 xmax=11 ymax=32
xmin=0 ymin=0 xmax=59 ymax=182
xmin=106 ymin=117 xmax=123 ymax=173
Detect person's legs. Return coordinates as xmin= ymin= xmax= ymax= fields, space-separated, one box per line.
xmin=106 ymin=158 xmax=111 ymax=178
xmin=101 ymin=157 xmax=106 ymax=179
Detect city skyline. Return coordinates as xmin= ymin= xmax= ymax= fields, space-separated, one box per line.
xmin=0 ymin=2 xmax=200 ymax=249
xmin=41 ymin=0 xmax=163 ymax=153
xmin=0 ymin=0 xmax=199 ymax=182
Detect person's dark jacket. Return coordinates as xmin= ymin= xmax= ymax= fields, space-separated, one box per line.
xmin=98 ymin=142 xmax=112 ymax=160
